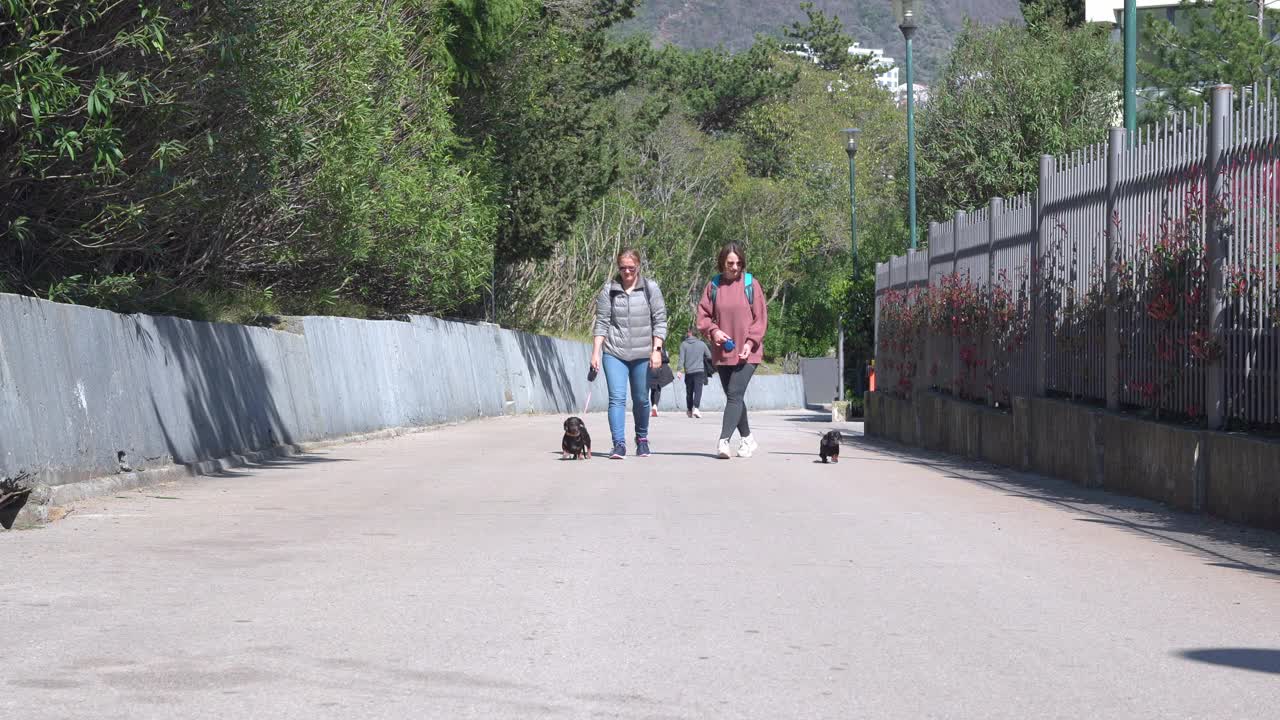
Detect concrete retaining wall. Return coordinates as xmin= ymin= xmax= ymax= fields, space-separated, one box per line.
xmin=865 ymin=390 xmax=1280 ymax=531
xmin=0 ymin=293 xmax=804 ymax=495
xmin=1027 ymin=400 xmax=1103 ymax=489
xmin=1206 ymin=432 xmax=1280 ymax=529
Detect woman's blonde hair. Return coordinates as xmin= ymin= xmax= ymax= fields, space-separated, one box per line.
xmin=616 ymin=248 xmax=642 ymax=266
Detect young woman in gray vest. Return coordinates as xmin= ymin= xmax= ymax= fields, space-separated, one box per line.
xmin=591 ymin=248 xmax=668 ymax=459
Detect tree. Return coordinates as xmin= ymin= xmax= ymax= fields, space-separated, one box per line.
xmin=646 ymin=40 xmax=799 ymax=132
xmin=436 ymin=0 xmax=537 ymax=87
xmin=0 ymin=1 xmax=499 ymax=317
xmin=914 ymin=17 xmax=1119 ymax=225
xmin=1141 ymin=0 xmax=1280 ymax=118
xmin=1020 ymin=0 xmax=1086 ymax=28
xmin=452 ymin=3 xmax=646 ymax=266
xmin=782 ymin=2 xmax=876 ymax=75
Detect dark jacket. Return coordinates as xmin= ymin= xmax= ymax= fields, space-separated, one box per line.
xmin=648 ymin=349 xmax=674 ymax=388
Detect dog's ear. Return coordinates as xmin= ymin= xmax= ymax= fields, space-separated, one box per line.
xmin=564 ymin=419 xmax=571 ymax=431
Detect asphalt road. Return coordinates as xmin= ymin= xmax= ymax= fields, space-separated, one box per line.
xmin=3 ymin=410 xmax=1279 ymax=719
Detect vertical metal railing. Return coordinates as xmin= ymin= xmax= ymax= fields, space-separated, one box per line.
xmin=1042 ymin=140 xmax=1109 ymax=403
xmin=874 ymin=84 xmax=1279 ymax=430
xmin=1115 ymin=105 xmax=1208 ymax=419
xmin=990 ymin=193 xmax=1036 ymax=404
xmin=1223 ymin=81 xmax=1280 ymax=426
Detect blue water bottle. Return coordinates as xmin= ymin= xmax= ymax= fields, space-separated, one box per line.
xmin=722 ymin=337 xmax=735 ymax=352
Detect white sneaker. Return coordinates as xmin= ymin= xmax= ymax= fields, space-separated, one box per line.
xmin=737 ymin=435 xmax=758 ymax=458
xmin=692 ymin=408 xmax=702 ymax=418
xmin=717 ymin=439 xmax=732 ymax=459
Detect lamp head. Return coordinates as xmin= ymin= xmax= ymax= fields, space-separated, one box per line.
xmin=843 ymin=128 xmax=861 ymax=155
xmin=894 ymin=0 xmax=917 ymax=30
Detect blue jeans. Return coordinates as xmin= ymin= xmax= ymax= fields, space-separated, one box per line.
xmin=602 ymin=353 xmax=650 ymax=445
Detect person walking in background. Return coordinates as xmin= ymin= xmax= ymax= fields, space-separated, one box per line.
xmin=647 ymin=347 xmax=673 ymax=417
xmin=676 ymin=328 xmax=712 ymax=418
xmin=695 ymin=242 xmax=768 ymax=459
xmin=591 ymin=248 xmax=668 ymax=459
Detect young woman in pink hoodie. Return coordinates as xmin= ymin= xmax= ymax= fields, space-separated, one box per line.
xmin=695 ymin=242 xmax=769 ymax=459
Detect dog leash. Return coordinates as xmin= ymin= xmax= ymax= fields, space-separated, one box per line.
xmin=581 ymin=387 xmax=592 ymax=416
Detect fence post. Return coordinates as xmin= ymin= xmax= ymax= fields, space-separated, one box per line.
xmin=1105 ymin=127 xmax=1125 ymax=411
xmin=925 ymin=221 xmax=940 ymax=394
xmin=952 ymin=210 xmax=965 ymax=397
xmin=1034 ymin=155 xmax=1053 ymax=397
xmin=1205 ymin=85 xmax=1231 ymax=431
xmin=873 ymin=267 xmax=881 ymax=362
xmin=987 ymin=197 xmax=1003 ymax=407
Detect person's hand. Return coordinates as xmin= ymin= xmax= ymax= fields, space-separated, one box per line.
xmin=650 ymin=348 xmax=663 ymax=369
xmin=591 ymin=350 xmax=602 ymax=373
xmin=712 ymin=329 xmax=729 ymax=346
xmin=737 ymin=340 xmax=752 ymax=361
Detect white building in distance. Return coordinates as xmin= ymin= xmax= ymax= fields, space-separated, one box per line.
xmin=1084 ymin=0 xmax=1279 ymax=24
xmin=847 ymin=45 xmax=900 ymax=92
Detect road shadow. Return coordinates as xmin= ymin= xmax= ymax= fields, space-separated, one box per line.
xmin=848 ymin=433 xmax=1280 ymax=583
xmin=176 ymin=452 xmax=352 ymax=480
xmin=781 ymin=413 xmax=833 ymax=423
xmin=1178 ymin=648 xmax=1280 ymax=675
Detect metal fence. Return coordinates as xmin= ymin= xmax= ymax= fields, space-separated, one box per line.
xmin=875 ymin=84 xmax=1280 ymax=430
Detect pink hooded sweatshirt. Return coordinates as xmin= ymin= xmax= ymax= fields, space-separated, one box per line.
xmin=695 ymin=274 xmax=768 ymax=366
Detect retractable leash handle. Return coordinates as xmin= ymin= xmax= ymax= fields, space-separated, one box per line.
xmin=583 ymin=365 xmax=598 ymax=415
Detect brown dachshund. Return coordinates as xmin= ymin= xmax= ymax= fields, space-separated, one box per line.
xmin=562 ymin=416 xmax=592 ymax=460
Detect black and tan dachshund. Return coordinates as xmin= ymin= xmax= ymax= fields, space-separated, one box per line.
xmin=819 ymin=430 xmax=841 ymax=463
xmin=561 ymin=416 xmax=592 ymax=460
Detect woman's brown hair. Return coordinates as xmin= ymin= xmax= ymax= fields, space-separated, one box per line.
xmin=616 ymin=248 xmax=642 ymax=266
xmin=717 ymin=242 xmax=747 ymax=273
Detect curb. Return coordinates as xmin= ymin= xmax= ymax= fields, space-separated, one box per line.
xmin=8 ymin=422 xmax=465 ymax=530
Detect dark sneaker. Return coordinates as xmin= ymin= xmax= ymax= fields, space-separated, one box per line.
xmin=610 ymin=442 xmax=626 ymax=459
xmin=636 ymin=438 xmax=651 ymax=457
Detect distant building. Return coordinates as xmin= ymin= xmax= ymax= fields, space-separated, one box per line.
xmin=789 ymin=41 xmax=928 ymax=105
xmin=894 ymin=83 xmax=930 ymax=107
xmin=847 ymin=45 xmax=900 ymax=92
xmin=1084 ymin=0 xmax=1278 ymax=24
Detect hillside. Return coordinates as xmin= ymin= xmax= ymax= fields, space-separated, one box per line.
xmin=623 ymin=0 xmax=1026 ymax=82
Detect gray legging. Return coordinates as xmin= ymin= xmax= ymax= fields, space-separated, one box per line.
xmin=716 ymin=362 xmax=757 ymax=440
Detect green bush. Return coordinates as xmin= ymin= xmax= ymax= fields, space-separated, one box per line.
xmin=1 ymin=0 xmax=496 ymax=316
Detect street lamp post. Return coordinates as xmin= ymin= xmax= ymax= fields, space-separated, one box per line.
xmin=896 ymin=0 xmax=919 ymax=250
xmin=840 ymin=128 xmax=861 ymax=402
xmin=1123 ymin=0 xmax=1136 ymax=141
xmin=845 ymin=128 xmax=861 ymax=272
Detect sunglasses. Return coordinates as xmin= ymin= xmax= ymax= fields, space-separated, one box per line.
xmin=618 ymin=265 xmax=638 ymax=272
